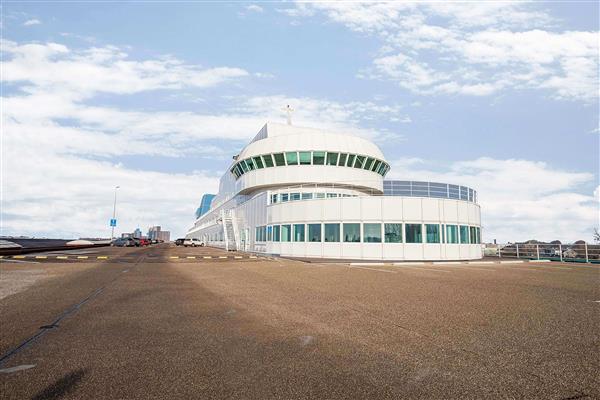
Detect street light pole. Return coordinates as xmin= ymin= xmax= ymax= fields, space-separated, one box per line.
xmin=111 ymin=186 xmax=120 ymax=241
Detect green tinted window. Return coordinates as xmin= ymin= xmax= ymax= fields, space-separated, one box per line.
xmin=308 ymin=224 xmax=321 ymax=242
xmin=426 ymin=224 xmax=440 ymax=243
xmin=384 ymin=223 xmax=402 ymax=243
xmin=299 ymin=151 xmax=311 ymax=165
xmin=313 ymin=151 xmax=325 ymax=165
xmin=245 ymin=159 xmax=255 ymax=171
xmin=338 ymin=153 xmax=348 ymax=166
xmin=290 ymin=193 xmax=301 ymax=201
xmin=281 ymin=225 xmax=291 ymax=242
xmin=406 ymin=224 xmax=422 ymax=243
xmin=326 ymin=152 xmax=339 ymax=165
xmin=363 ymin=157 xmax=374 ymax=170
xmin=273 ymin=153 xmax=286 ymax=166
xmin=273 ymin=225 xmax=280 ymax=242
xmin=293 ymin=224 xmax=305 ymax=242
xmin=343 ymin=223 xmax=361 ymax=242
xmin=354 ymin=155 xmax=365 ymax=168
xmin=446 ymin=225 xmax=458 ymax=244
xmin=285 ymin=152 xmax=298 ymax=165
xmin=459 ymin=225 xmax=469 ymax=244
xmin=469 ymin=227 xmax=477 ymax=244
xmin=236 ymin=164 xmax=244 ymax=176
xmin=324 ymin=223 xmax=340 ymax=242
xmin=371 ymin=160 xmax=381 ymax=172
xmin=240 ymin=161 xmax=249 ymax=172
xmin=253 ymin=156 xmax=264 ymax=169
xmin=262 ymin=154 xmax=274 ymax=167
xmin=346 ymin=154 xmax=356 ymax=167
xmin=364 ymin=223 xmax=382 ymax=243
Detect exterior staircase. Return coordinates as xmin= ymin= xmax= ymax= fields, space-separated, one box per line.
xmin=222 ymin=209 xmax=237 ymax=251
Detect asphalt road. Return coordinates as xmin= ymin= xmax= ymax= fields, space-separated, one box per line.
xmin=1 ymin=245 xmax=598 ymax=399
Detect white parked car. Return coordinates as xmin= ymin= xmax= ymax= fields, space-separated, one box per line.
xmin=183 ymin=238 xmax=204 ymax=247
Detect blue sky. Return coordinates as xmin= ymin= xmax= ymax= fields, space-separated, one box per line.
xmin=2 ymin=1 xmax=598 ymax=241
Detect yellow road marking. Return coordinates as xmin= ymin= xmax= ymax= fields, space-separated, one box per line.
xmin=234 ymin=256 xmax=242 ymax=259
xmin=97 ymin=256 xmax=108 ymax=259
xmin=203 ymin=256 xmax=212 ymax=259
xmin=218 ymin=256 xmax=227 ymax=259
xmin=249 ymin=256 xmax=258 ymax=259
xmin=35 ymin=256 xmax=48 ymax=259
xmin=169 ymin=256 xmax=179 ymax=259
xmin=13 ymin=255 xmax=26 ymax=259
xmin=186 ymin=256 xmax=196 ymax=259
xmin=56 ymin=256 xmax=69 ymax=259
xmin=77 ymin=256 xmax=88 ymax=259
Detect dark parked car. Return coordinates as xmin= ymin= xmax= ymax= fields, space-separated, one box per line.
xmin=111 ymin=238 xmax=135 ymax=247
xmin=175 ymin=238 xmax=185 ymax=246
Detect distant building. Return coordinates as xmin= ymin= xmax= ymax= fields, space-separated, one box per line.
xmin=195 ymin=194 xmax=216 ymax=218
xmin=148 ymin=226 xmax=170 ymax=242
xmin=133 ymin=228 xmax=142 ymax=239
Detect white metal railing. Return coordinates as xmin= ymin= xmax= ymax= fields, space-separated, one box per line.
xmin=483 ymin=242 xmax=600 ymax=263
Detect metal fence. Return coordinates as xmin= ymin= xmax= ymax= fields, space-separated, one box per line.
xmin=484 ymin=242 xmax=600 ymax=264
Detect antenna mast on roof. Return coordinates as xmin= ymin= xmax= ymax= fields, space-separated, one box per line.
xmin=282 ymin=105 xmax=294 ymax=125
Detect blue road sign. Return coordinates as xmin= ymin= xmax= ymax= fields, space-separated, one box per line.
xmin=110 ymin=219 xmax=117 ymax=227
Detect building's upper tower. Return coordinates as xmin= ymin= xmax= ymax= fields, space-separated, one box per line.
xmin=228 ymin=122 xmax=390 ymax=196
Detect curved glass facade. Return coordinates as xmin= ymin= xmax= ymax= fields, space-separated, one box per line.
xmin=383 ymin=181 xmax=477 ymax=203
xmin=230 ymin=150 xmax=390 ymax=180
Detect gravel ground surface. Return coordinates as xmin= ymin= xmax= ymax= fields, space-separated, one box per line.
xmin=0 ymin=244 xmax=598 ymax=399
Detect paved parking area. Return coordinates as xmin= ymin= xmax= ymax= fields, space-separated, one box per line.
xmin=1 ymin=245 xmax=598 ymax=399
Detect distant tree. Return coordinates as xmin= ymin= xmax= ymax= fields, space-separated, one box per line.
xmin=594 ymin=228 xmax=600 ymax=243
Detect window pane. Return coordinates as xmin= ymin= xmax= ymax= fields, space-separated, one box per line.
xmin=253 ymin=156 xmax=264 ymax=169
xmin=246 ymin=159 xmax=255 ymax=171
xmin=371 ymin=160 xmax=381 ymax=172
xmin=469 ymin=226 xmax=477 ymax=244
xmin=301 ymin=193 xmax=313 ymax=200
xmin=405 ymin=224 xmax=422 ymax=243
xmin=316 ymin=193 xmax=325 ymax=199
xmin=273 ymin=225 xmax=280 ymax=242
xmin=240 ymin=161 xmax=249 ymax=172
xmin=308 ymin=224 xmax=321 ymax=242
xmin=313 ymin=151 xmax=325 ymax=165
xmin=324 ymin=223 xmax=340 ymax=242
xmin=281 ymin=193 xmax=289 ymax=202
xmin=273 ymin=153 xmax=286 ymax=166
xmin=446 ymin=225 xmax=458 ymax=244
xmin=476 ymin=227 xmax=481 ymax=244
xmin=281 ymin=225 xmax=291 ymax=242
xmin=236 ymin=164 xmax=244 ymax=176
xmin=326 ymin=152 xmax=339 ymax=165
xmin=343 ymin=223 xmax=361 ymax=242
xmin=346 ymin=154 xmax=356 ymax=167
xmin=326 ymin=193 xmax=338 ymax=198
xmin=290 ymin=192 xmax=301 ymax=201
xmin=384 ymin=223 xmax=402 ymax=243
xmin=286 ymin=152 xmax=298 ymax=165
xmin=459 ymin=225 xmax=469 ymax=244
xmin=267 ymin=226 xmax=272 ymax=241
xmin=299 ymin=151 xmax=311 ymax=165
xmin=354 ymin=155 xmax=365 ymax=168
xmin=271 ymin=194 xmax=278 ymax=203
xmin=262 ymin=154 xmax=274 ymax=167
xmin=338 ymin=153 xmax=348 ymax=166
xmin=426 ymin=224 xmax=440 ymax=243
xmin=364 ymin=223 xmax=382 ymax=243
xmin=293 ymin=224 xmax=305 ymax=242
xmin=364 ymin=157 xmax=375 ymax=170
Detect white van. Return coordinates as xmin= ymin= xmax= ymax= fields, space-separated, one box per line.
xmin=183 ymin=238 xmax=204 ymax=247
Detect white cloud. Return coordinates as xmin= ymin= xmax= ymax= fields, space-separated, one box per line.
xmin=1 ymin=40 xmax=249 ymax=98
xmin=246 ymin=4 xmax=264 ymax=13
xmin=283 ymin=2 xmax=599 ymax=101
xmin=387 ymin=157 xmax=598 ymax=242
xmin=23 ymin=19 xmax=41 ymax=26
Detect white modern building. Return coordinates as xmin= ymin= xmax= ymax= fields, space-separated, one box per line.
xmin=186 ymin=122 xmax=482 ymax=260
